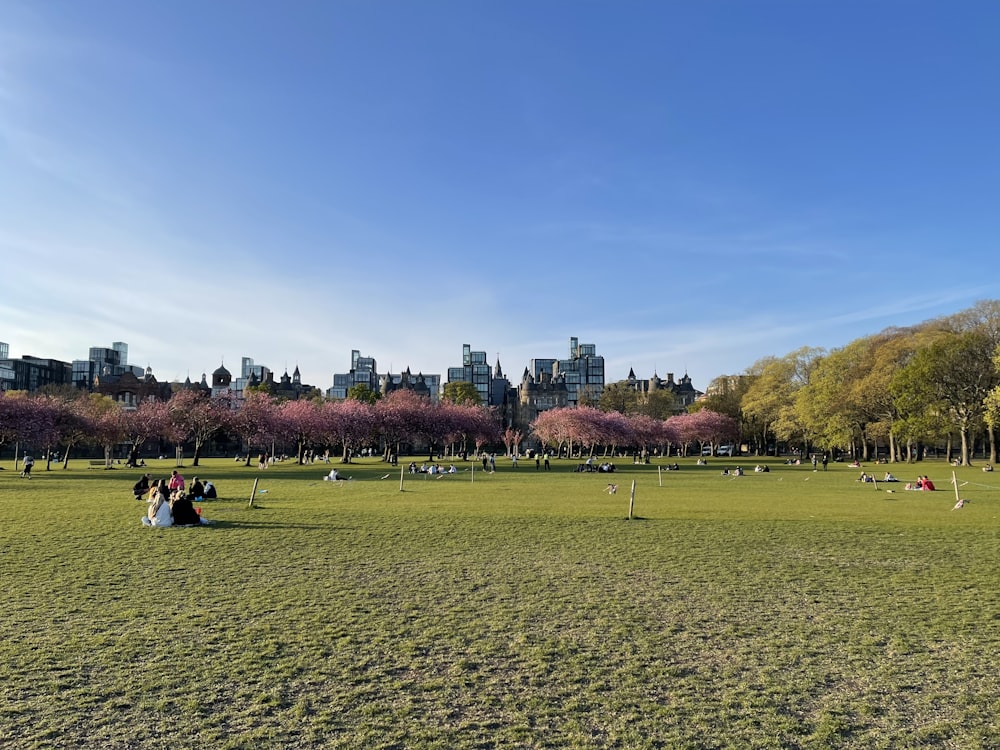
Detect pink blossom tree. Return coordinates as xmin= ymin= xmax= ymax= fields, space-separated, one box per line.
xmin=276 ymin=399 xmax=325 ymax=464
xmin=531 ymin=408 xmax=573 ymax=456
xmin=231 ymin=392 xmax=278 ymax=466
xmin=501 ymin=427 xmax=524 ymax=457
xmin=168 ymin=390 xmax=232 ymax=466
xmin=90 ymin=397 xmax=128 ymax=467
xmin=330 ymin=398 xmax=377 ymax=462
xmin=122 ymin=400 xmax=170 ymax=467
xmin=375 ymin=390 xmax=429 ymax=461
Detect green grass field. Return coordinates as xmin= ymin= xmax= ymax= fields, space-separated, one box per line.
xmin=1 ymin=455 xmax=998 ymax=749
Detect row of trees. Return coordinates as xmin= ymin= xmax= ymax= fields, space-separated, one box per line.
xmin=531 ymin=406 xmax=737 ymax=458
xmin=0 ymin=388 xmax=507 ymax=469
xmin=14 ymin=300 xmax=1000 ymax=468
xmin=1 ymin=382 xmax=740 ymax=470
xmin=696 ymin=300 xmax=1000 ymax=465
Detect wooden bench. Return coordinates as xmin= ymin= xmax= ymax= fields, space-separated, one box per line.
xmin=88 ymin=460 xmax=107 ymax=469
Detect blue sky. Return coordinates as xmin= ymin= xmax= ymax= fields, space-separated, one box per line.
xmin=2 ymin=1 xmax=998 ymax=392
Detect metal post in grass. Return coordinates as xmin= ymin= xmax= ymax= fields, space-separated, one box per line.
xmin=471 ymin=463 xmax=474 ymax=483
xmin=248 ymin=477 xmax=259 ymax=507
xmin=952 ymin=470 xmax=961 ymax=505
xmin=628 ymin=479 xmax=636 ymax=520
xmin=658 ymin=465 xmax=662 ymax=487
xmin=399 ymin=464 xmax=405 ymax=491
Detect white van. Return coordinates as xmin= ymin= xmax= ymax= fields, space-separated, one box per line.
xmin=717 ymin=445 xmax=735 ymax=456
xmin=700 ymin=446 xmax=713 ymax=456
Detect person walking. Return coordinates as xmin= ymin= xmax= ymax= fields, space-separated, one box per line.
xmin=20 ymin=454 xmax=35 ymax=479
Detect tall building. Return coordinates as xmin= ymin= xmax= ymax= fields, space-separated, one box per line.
xmin=552 ymin=336 xmax=605 ymax=406
xmin=235 ymin=357 xmax=271 ymax=399
xmin=72 ymin=341 xmax=143 ymax=390
xmin=446 ymin=344 xmax=493 ymax=405
xmin=328 ymin=350 xmax=379 ymax=400
xmin=0 ymin=353 xmax=73 ymax=392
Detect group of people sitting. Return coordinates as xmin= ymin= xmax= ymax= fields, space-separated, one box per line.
xmin=405 ymin=462 xmax=458 ymax=475
xmin=721 ymin=466 xmax=744 ymax=477
xmin=134 ymin=470 xmax=216 ymax=527
xmin=905 ymin=476 xmax=936 ymax=491
xmin=575 ymin=458 xmax=617 ymax=473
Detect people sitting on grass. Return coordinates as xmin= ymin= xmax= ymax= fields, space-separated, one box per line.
xmin=883 ymin=472 xmax=898 ymax=482
xmin=905 ymin=476 xmax=936 ymax=491
xmin=849 ymin=460 xmax=861 ymax=468
xmin=858 ymin=472 xmax=875 ymax=483
xmin=325 ymin=468 xmax=343 ymax=481
xmin=142 ymin=486 xmax=173 ymax=527
xmin=733 ymin=466 xmax=744 ymax=477
xmin=983 ymin=464 xmax=994 ymax=473
xmin=169 ymin=492 xmax=204 ymax=526
xmin=189 ymin=477 xmax=205 ymax=501
xmin=203 ymin=479 xmax=217 ymax=499
xmin=132 ymin=473 xmax=152 ymax=500
xmin=168 ymin=470 xmax=185 ymax=493
xmin=754 ymin=464 xmax=770 ymax=473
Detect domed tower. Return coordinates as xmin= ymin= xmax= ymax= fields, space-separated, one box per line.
xmin=212 ymin=362 xmax=232 ymax=396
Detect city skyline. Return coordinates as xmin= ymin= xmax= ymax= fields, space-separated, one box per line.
xmin=2 ymin=3 xmax=998 ymax=389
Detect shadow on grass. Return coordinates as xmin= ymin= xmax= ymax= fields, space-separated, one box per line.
xmin=207 ymin=519 xmax=354 ymax=531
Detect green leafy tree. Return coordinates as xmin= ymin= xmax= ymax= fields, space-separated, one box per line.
xmin=891 ymin=330 xmax=997 ymax=465
xmin=346 ymin=383 xmax=380 ymax=404
xmin=638 ymin=389 xmax=680 ymax=421
xmin=741 ymin=347 xmax=823 ymax=454
xmin=598 ymin=382 xmax=639 ymax=415
xmin=442 ymin=381 xmax=481 ymax=406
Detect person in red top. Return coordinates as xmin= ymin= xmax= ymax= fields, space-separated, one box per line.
xmin=921 ymin=476 xmax=936 ymax=491
xmin=168 ymin=470 xmax=186 ymax=492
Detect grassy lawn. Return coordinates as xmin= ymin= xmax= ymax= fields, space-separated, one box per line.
xmin=1 ymin=455 xmax=998 ymax=749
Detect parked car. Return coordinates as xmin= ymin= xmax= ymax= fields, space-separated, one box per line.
xmin=716 ymin=445 xmax=735 ymax=456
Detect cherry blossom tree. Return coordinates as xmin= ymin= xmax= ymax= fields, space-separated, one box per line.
xmin=375 ymin=390 xmax=429 ymax=461
xmin=276 ymin=399 xmax=325 ymax=464
xmin=531 ymin=408 xmax=573 ymax=456
xmin=231 ymin=391 xmax=278 ymax=466
xmin=0 ymin=394 xmax=58 ymax=468
xmin=89 ymin=397 xmax=128 ymax=467
xmin=168 ymin=390 xmax=232 ymax=466
xmin=122 ymin=400 xmax=170 ymax=467
xmin=327 ymin=398 xmax=377 ymax=462
xmin=502 ymin=427 xmax=523 ymax=457
xmin=468 ymin=406 xmax=502 ymax=456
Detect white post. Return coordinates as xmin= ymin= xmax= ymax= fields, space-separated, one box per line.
xmin=248 ymin=477 xmax=259 ymax=507
xmin=399 ymin=464 xmax=405 ymax=492
xmin=628 ymin=479 xmax=636 ymax=520
xmin=952 ymin=470 xmax=961 ymax=504
xmin=658 ymin=465 xmax=662 ymax=487
xmin=471 ymin=463 xmax=474 ymax=484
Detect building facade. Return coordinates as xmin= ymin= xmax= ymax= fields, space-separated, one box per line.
xmin=328 ymin=350 xmax=379 ymax=400
xmin=446 ymin=344 xmax=494 ymax=405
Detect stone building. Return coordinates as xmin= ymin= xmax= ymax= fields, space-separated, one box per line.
xmin=94 ymin=366 xmax=172 ymax=408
